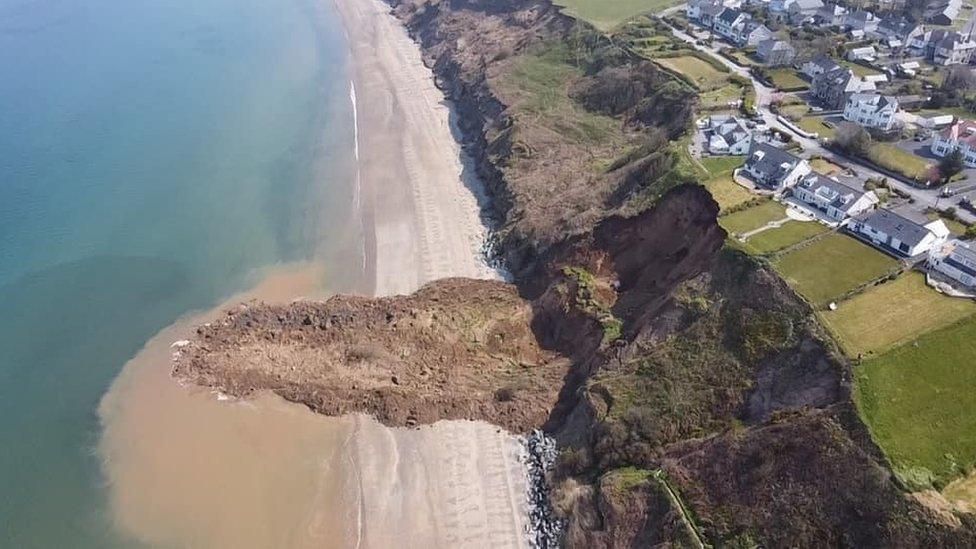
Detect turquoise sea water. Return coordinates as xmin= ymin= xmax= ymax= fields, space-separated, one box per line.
xmin=0 ymin=0 xmax=356 ymax=545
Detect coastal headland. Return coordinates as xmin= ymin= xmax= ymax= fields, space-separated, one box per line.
xmin=103 ymin=0 xmax=976 ymax=546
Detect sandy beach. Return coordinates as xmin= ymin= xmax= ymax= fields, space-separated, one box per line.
xmin=98 ymin=0 xmax=532 ymax=546
xmin=336 ymin=0 xmax=497 ymax=296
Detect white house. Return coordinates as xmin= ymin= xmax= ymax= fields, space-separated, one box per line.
xmin=847 ymin=46 xmax=877 ymax=61
xmin=930 ymin=239 xmax=976 ymax=288
xmin=843 ymin=94 xmax=899 ymax=131
xmin=801 ymin=53 xmax=840 ymax=79
xmin=714 ymin=8 xmax=752 ymax=41
xmin=850 ymin=209 xmax=950 ymax=257
xmin=740 ymin=141 xmax=812 ymax=190
xmin=706 ymin=115 xmax=757 ymax=155
xmin=931 ymin=119 xmax=976 ymax=168
xmin=933 ymin=31 xmax=976 ymax=65
xmin=740 ymin=22 xmax=774 ymax=46
xmin=793 ymin=173 xmax=879 ymax=222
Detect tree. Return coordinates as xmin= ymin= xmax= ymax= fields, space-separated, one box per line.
xmin=834 ymin=122 xmax=873 ymax=157
xmin=940 ymin=149 xmax=965 ymax=182
xmin=964 ymin=224 xmax=976 ymax=241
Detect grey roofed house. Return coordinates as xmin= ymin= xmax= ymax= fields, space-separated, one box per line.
xmin=811 ymin=67 xmax=875 ymax=109
xmin=717 ymin=7 xmax=745 ymax=25
xmin=741 ymin=141 xmax=810 ymax=189
xmin=787 ymin=0 xmax=825 ymax=22
xmin=802 ymin=53 xmax=841 ymax=77
xmin=925 ymin=0 xmax=962 ymax=25
xmin=817 ymin=2 xmax=848 ymax=25
xmin=845 ymin=9 xmax=879 ymax=32
xmin=875 ymin=15 xmax=922 ymax=41
xmin=756 ymin=38 xmax=796 ymax=66
xmin=851 ymin=209 xmax=942 ymax=255
xmin=796 ymin=172 xmax=872 ymax=208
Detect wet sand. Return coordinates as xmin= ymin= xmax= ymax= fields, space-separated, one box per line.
xmin=97 ymin=0 xmax=532 ymax=545
xmin=337 ymin=0 xmax=497 ymax=296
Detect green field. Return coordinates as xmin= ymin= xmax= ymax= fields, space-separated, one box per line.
xmin=704 ymin=177 xmax=755 ymax=212
xmin=867 ymin=143 xmax=932 ymax=181
xmin=701 ymin=155 xmax=744 ymax=175
xmin=767 ymin=69 xmax=809 ymax=91
xmin=774 ymin=234 xmax=900 ymax=306
xmin=796 ymin=116 xmax=836 ymax=139
xmin=656 ymin=56 xmax=729 ymax=90
xmin=854 ymin=313 xmax=976 ymax=488
xmin=718 ymin=200 xmax=787 ymax=235
xmin=838 ymin=59 xmax=882 ymax=77
xmin=779 ymin=103 xmax=810 ymax=119
xmin=927 ymin=211 xmax=971 ymax=237
xmin=822 ymin=272 xmax=976 ymax=357
xmin=742 ymin=221 xmax=828 ymax=255
xmin=552 ymin=0 xmax=684 ymax=30
xmin=810 ymin=157 xmax=845 ymax=175
xmin=699 ymin=83 xmax=744 ymax=110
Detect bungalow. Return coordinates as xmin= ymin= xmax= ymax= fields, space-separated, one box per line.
xmin=714 ymin=8 xmax=752 ymax=41
xmin=756 ymin=38 xmax=796 ymax=66
xmin=843 ymin=94 xmax=899 ymax=131
xmin=787 ymin=0 xmax=825 ymax=24
xmin=706 ymin=115 xmax=756 ymax=155
xmin=931 ymin=119 xmax=976 ymax=168
xmin=810 ymin=68 xmax=876 ymax=110
xmin=793 ymin=172 xmax=879 ymax=222
xmin=933 ymin=31 xmax=976 ymax=65
xmin=801 ymin=53 xmax=840 ymax=78
xmin=740 ymin=141 xmax=812 ymax=190
xmin=850 ymin=209 xmax=949 ymax=257
xmin=930 ymin=239 xmax=976 ymax=288
xmin=846 ymin=46 xmax=877 ymax=62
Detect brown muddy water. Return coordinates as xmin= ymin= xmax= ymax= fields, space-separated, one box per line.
xmin=97 ymin=265 xmax=530 ymax=549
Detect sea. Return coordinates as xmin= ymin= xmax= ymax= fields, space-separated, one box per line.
xmin=0 ymin=0 xmax=359 ymax=545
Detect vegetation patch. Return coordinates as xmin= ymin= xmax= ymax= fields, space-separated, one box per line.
xmin=796 ymin=116 xmax=836 ymax=139
xmin=655 ymin=56 xmax=729 ymax=91
xmin=867 ymin=143 xmax=932 ymax=181
xmin=767 ymin=69 xmax=809 ymax=91
xmin=718 ymin=200 xmax=787 ymax=236
xmin=742 ymin=221 xmax=828 ymax=255
xmin=552 ymin=0 xmax=685 ymax=30
xmin=705 ymin=177 xmax=756 ymax=213
xmin=701 ymin=155 xmax=745 ymax=175
xmin=773 ymin=234 xmax=900 ymax=307
xmin=854 ymin=313 xmax=976 ymax=489
xmin=809 ymin=157 xmax=845 ymax=175
xmin=821 ymin=271 xmax=976 ymax=357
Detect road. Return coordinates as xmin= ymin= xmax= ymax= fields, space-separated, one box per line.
xmin=656 ymin=6 xmax=976 ymax=223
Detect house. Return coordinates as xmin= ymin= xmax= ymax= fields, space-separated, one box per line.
xmin=846 ymin=46 xmax=877 ymax=61
xmin=925 ymin=0 xmax=962 ymax=25
xmin=687 ymin=0 xmax=724 ymax=22
xmin=756 ymin=38 xmax=797 ymax=66
xmin=874 ymin=16 xmax=923 ymax=43
xmin=740 ymin=141 xmax=812 ymax=190
xmin=801 ymin=53 xmax=840 ymax=78
xmin=933 ymin=31 xmax=976 ymax=65
xmin=793 ymin=172 xmax=879 ymax=222
xmin=698 ymin=2 xmax=728 ymax=27
xmin=850 ymin=209 xmax=949 ymax=257
xmin=714 ymin=8 xmax=752 ymax=40
xmin=787 ymin=0 xmax=825 ymax=23
xmin=931 ymin=119 xmax=976 ymax=168
xmin=843 ymin=94 xmax=899 ymax=131
xmin=810 ymin=68 xmax=876 ymax=110
xmin=706 ymin=115 xmax=756 ymax=154
xmin=930 ymin=239 xmax=976 ymax=288
xmin=845 ymin=10 xmax=879 ymax=34
xmin=740 ymin=22 xmax=774 ymax=46
xmin=909 ymin=28 xmax=951 ymax=59
xmin=817 ymin=3 xmax=848 ymax=26
xmin=896 ymin=61 xmax=921 ymax=77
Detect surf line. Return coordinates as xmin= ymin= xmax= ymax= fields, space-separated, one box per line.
xmin=349 ymin=81 xmax=368 ymax=276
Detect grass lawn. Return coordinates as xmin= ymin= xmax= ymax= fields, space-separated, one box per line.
xmin=838 ymin=59 xmax=882 ymax=77
xmin=774 ymin=233 xmax=900 ymax=306
xmin=552 ymin=0 xmax=684 ymax=30
xmin=926 ymin=211 xmax=970 ymax=237
xmin=718 ymin=200 xmax=787 ymax=235
xmin=779 ymin=103 xmax=810 ymax=119
xmin=704 ymin=176 xmax=755 ymax=212
xmin=810 ymin=157 xmax=845 ymax=175
xmin=701 ymin=155 xmax=744 ymax=176
xmin=821 ymin=271 xmax=976 ymax=357
xmin=917 ymin=106 xmax=976 ymax=120
xmin=854 ymin=312 xmax=976 ymax=488
xmin=700 ymin=83 xmax=744 ymax=109
xmin=656 ymin=56 xmax=729 ymax=90
xmin=867 ymin=143 xmax=932 ymax=181
xmin=728 ymin=50 xmax=757 ymax=67
xmin=796 ymin=116 xmax=836 ymax=139
xmin=767 ymin=68 xmax=809 ymax=91
xmin=742 ymin=221 xmax=828 ymax=255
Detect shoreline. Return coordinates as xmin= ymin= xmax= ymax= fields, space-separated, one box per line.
xmin=336 ymin=0 xmax=498 ymax=297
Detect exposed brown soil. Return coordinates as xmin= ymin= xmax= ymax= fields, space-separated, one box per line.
xmin=174 ymin=279 xmax=568 ymax=433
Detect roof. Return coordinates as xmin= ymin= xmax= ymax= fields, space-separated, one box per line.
xmin=950 ymin=239 xmax=976 ymax=263
xmin=745 ymin=141 xmax=803 ymax=179
xmin=878 ymin=16 xmax=918 ymax=38
xmin=717 ymin=8 xmax=745 ymax=24
xmin=815 ymin=67 xmax=875 ymax=94
xmin=758 ymin=38 xmax=795 ymax=55
xmin=797 ymin=172 xmax=871 ymax=211
xmin=856 ymin=209 xmax=935 ymax=247
xmin=792 ymin=0 xmax=824 ymax=10
xmin=847 ymin=93 xmax=898 ymax=112
xmin=939 ymin=119 xmax=976 ymax=147
xmin=709 ymin=115 xmax=751 ymax=144
xmin=807 ymin=53 xmax=840 ymax=71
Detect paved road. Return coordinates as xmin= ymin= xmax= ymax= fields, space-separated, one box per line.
xmin=656 ymin=7 xmax=976 ymax=223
